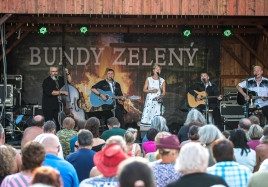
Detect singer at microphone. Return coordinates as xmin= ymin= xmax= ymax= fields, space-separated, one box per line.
xmin=157 ymin=72 xmax=160 ymax=77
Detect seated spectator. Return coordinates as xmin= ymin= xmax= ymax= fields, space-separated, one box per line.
xmin=207 ymin=139 xmax=252 ymax=186
xmin=80 ymin=143 xmax=128 ymax=187
xmin=124 ymin=128 xmax=141 ymax=157
xmin=145 ymin=131 xmax=169 ymax=162
xmin=66 ymin=129 xmax=96 ymax=182
xmin=180 ymin=125 xmax=200 ymax=147
xmin=229 ymin=129 xmax=256 ymax=172
xmin=118 ymin=157 xmax=155 ymax=187
xmin=56 ymin=117 xmax=77 ymax=158
xmin=249 ymin=115 xmax=260 ymax=125
xmin=247 ymin=124 xmax=263 ymax=150
xmin=198 ymin=125 xmax=225 ymax=167
xmin=142 ymin=128 xmax=158 ymax=155
xmin=21 ymin=115 xmax=44 ymax=149
xmin=31 ymin=166 xmax=62 ymax=187
xmin=33 ymin=120 xmax=64 ymax=159
xmin=177 ymin=108 xmax=206 ymax=143
xmin=41 ymin=134 xmax=79 ymax=187
xmin=100 ymin=117 xmax=126 ymax=141
xmin=238 ymin=118 xmax=252 ymax=141
xmin=222 ymin=130 xmax=230 ymax=139
xmin=259 ymin=158 xmax=268 ymax=171
xmin=70 ymin=119 xmax=86 ymax=153
xmin=167 ymin=142 xmax=227 ymax=187
xmin=84 ymin=117 xmax=105 ymax=152
xmin=0 ymin=145 xmax=17 ymax=183
xmin=247 ymin=171 xmax=268 ymax=187
xmin=1 ymin=142 xmax=46 ymax=187
xmin=142 ymin=116 xmax=169 ymax=144
xmin=152 ymin=135 xmax=182 ymax=187
xmin=254 ymin=125 xmax=268 ymax=171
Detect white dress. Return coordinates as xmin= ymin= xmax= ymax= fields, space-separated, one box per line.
xmin=141 ymin=76 xmax=165 ymax=125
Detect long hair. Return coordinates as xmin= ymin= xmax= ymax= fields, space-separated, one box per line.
xmin=229 ymin=129 xmax=250 ymax=156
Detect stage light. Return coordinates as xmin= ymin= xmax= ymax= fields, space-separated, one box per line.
xmin=39 ymin=27 xmax=47 ymax=35
xmin=223 ymin=29 xmax=232 ymax=37
xmin=182 ymin=27 xmax=191 ymax=37
xmin=80 ymin=26 xmax=88 ymax=34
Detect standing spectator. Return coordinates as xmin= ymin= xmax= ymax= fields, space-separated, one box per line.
xmin=66 ymin=129 xmax=96 ymax=182
xmin=207 ymin=139 xmax=252 ymax=187
xmin=177 ymin=108 xmax=206 ymax=143
xmin=124 ymin=128 xmax=141 ymax=157
xmin=84 ymin=117 xmax=106 ymax=152
xmin=152 ymin=135 xmax=182 ymax=187
xmin=198 ymin=125 xmax=225 ymax=167
xmin=56 ymin=117 xmax=77 ymax=158
xmin=33 ymin=120 xmax=64 ymax=159
xmin=21 ymin=115 xmax=44 ymax=149
xmin=1 ymin=142 xmax=46 ymax=187
xmin=80 ymin=143 xmax=128 ymax=187
xmin=167 ymin=143 xmax=227 ymax=187
xmin=118 ymin=157 xmax=155 ymax=187
xmin=31 ymin=166 xmax=62 ymax=187
xmin=100 ymin=117 xmax=126 ymax=141
xmin=41 ymin=134 xmax=79 ymax=187
xmin=254 ymin=125 xmax=268 ymax=171
xmin=142 ymin=128 xmax=158 ymax=155
xmin=229 ymin=129 xmax=256 ymax=172
xmin=238 ymin=118 xmax=252 ymax=141
xmin=247 ymin=124 xmax=263 ymax=150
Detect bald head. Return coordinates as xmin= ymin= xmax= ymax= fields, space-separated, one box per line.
xmin=238 ymin=118 xmax=252 ymax=131
xmin=41 ymin=134 xmax=60 ymax=155
xmin=32 ymin=115 xmax=45 ymax=127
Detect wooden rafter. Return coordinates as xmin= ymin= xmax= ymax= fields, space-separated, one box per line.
xmin=0 ymin=23 xmax=24 ymax=45
xmin=0 ymin=32 xmax=29 ymax=61
xmin=256 ymin=25 xmax=268 ymax=38
xmin=235 ymin=34 xmax=268 ymax=70
xmin=221 ymin=42 xmax=251 ymax=75
xmin=0 ymin=14 xmax=12 ymax=26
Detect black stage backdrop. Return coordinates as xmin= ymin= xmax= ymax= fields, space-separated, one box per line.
xmin=6 ymin=33 xmax=221 ymax=128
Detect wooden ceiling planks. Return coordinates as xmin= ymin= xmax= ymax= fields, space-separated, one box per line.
xmin=1 ymin=0 xmax=268 ymax=16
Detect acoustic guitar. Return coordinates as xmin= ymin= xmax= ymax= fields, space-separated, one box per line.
xmin=90 ymin=89 xmax=140 ymax=107
xmin=187 ymin=90 xmax=227 ymax=108
xmin=237 ymin=88 xmax=268 ymax=105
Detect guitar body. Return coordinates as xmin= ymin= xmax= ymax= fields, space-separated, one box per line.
xmin=237 ymin=88 xmax=257 ymax=105
xmin=90 ymin=89 xmax=114 ymax=107
xmin=187 ymin=90 xmax=207 ymax=108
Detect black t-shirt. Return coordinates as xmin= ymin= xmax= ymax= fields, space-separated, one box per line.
xmin=167 ymin=173 xmax=227 ymax=187
xmin=42 ymin=76 xmax=64 ymax=111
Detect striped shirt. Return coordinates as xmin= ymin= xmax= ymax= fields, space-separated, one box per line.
xmin=1 ymin=173 xmax=32 ymax=187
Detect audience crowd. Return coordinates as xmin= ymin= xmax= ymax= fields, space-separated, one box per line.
xmin=1 ymin=108 xmax=268 ymax=187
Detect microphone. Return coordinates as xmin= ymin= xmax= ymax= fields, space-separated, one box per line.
xmin=110 ymin=78 xmax=114 ymax=82
xmin=157 ymin=72 xmax=160 ymax=77
xmin=253 ymin=74 xmax=257 ymax=77
xmin=57 ymin=76 xmax=59 ymax=80
xmin=202 ymin=78 xmax=206 ymax=83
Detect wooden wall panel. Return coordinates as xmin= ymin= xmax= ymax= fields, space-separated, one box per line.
xmin=0 ymin=0 xmax=268 ymax=15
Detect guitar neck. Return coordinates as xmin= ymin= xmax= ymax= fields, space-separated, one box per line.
xmin=109 ymin=96 xmax=127 ymax=99
xmin=252 ymin=96 xmax=268 ymax=100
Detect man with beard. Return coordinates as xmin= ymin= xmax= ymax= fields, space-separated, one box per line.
xmin=42 ymin=66 xmax=71 ymax=131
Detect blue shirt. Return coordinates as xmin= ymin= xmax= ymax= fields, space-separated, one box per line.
xmin=43 ymin=154 xmax=79 ymax=187
xmin=207 ymin=161 xmax=252 ymax=187
xmin=66 ymin=148 xmax=96 ymax=182
xmin=70 ymin=136 xmax=78 ymax=153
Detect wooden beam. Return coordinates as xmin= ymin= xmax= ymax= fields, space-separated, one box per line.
xmin=221 ymin=42 xmax=251 ymax=75
xmin=256 ymin=25 xmax=268 ymax=38
xmin=0 ymin=23 xmax=24 ymax=45
xmin=234 ymin=34 xmax=268 ymax=70
xmin=0 ymin=14 xmax=12 ymax=26
xmin=0 ymin=32 xmax=29 ymax=61
xmin=6 ymin=15 xmax=268 ymax=26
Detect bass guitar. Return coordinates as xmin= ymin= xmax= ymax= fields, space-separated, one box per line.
xmin=237 ymin=88 xmax=268 ymax=105
xmin=187 ymin=90 xmax=229 ymax=108
xmin=90 ymin=89 xmax=140 ymax=107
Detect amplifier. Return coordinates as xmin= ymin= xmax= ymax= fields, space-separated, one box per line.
xmin=33 ymin=105 xmax=43 ymax=116
xmin=0 ymin=84 xmax=13 ymax=107
xmin=220 ymin=101 xmax=244 ymax=118
xmin=223 ymin=118 xmax=240 ymax=130
xmin=1 ymin=75 xmax=22 ymax=90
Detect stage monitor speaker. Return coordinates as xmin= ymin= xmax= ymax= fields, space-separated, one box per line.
xmin=220 ymin=101 xmax=244 ymax=119
xmin=0 ymin=84 xmax=13 ymax=107
xmin=223 ymin=118 xmax=240 ymax=130
xmin=1 ymin=75 xmax=22 ymax=90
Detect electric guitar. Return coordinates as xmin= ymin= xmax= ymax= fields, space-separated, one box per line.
xmin=237 ymin=88 xmax=268 ymax=105
xmin=187 ymin=90 xmax=228 ymax=108
xmin=90 ymin=89 xmax=140 ymax=107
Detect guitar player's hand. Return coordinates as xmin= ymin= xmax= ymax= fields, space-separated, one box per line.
xmin=197 ymin=95 xmax=202 ymax=101
xmin=243 ymin=94 xmax=250 ymax=101
xmin=262 ymin=97 xmax=267 ymax=101
xmin=100 ymin=94 xmax=107 ymax=101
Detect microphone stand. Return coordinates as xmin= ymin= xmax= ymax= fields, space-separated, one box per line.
xmin=55 ymin=78 xmax=63 ymax=130
xmin=111 ymin=79 xmax=116 ymax=117
xmin=158 ymin=73 xmax=163 ymax=116
xmin=203 ymin=80 xmax=209 ymax=122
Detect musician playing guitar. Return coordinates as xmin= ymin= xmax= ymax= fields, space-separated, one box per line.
xmin=91 ymin=68 xmax=125 ymax=129
xmin=236 ymin=66 xmax=268 ymax=120
xmin=187 ymin=73 xmax=223 ymax=130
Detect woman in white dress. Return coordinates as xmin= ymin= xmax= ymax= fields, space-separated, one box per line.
xmin=141 ymin=64 xmax=166 ymax=126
